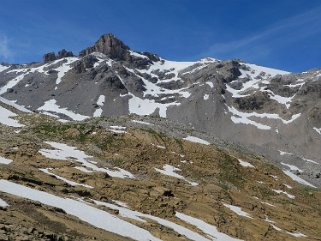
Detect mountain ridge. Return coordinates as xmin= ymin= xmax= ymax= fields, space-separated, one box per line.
xmin=0 ymin=33 xmax=321 ymax=188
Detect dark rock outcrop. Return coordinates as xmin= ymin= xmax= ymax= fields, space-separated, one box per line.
xmin=57 ymin=49 xmax=74 ymax=59
xmin=43 ymin=49 xmax=74 ymax=62
xmin=43 ymin=52 xmax=57 ymax=62
xmin=79 ymin=33 xmax=130 ymax=61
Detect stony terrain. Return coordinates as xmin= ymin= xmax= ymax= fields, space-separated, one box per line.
xmin=1 ymin=33 xmax=321 ymax=240
xmin=0 ymin=101 xmax=321 ymax=240
xmin=0 ymin=33 xmax=320 ymax=188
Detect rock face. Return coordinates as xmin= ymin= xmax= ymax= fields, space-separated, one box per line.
xmin=43 ymin=49 xmax=74 ymax=62
xmin=79 ymin=33 xmax=130 ymax=60
xmin=43 ymin=52 xmax=57 ymax=62
xmin=1 ymin=33 xmax=321 ymax=187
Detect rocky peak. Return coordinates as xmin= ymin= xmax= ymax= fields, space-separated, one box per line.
xmin=43 ymin=49 xmax=74 ymax=62
xmin=79 ymin=33 xmax=130 ymax=61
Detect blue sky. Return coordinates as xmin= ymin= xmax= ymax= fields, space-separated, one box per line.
xmin=0 ymin=0 xmax=321 ymax=72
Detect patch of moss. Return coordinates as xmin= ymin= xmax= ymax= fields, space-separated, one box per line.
xmin=218 ymin=154 xmax=245 ymax=188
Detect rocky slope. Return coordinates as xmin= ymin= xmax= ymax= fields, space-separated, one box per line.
xmin=1 ymin=33 xmax=321 ymax=240
xmin=0 ymin=101 xmax=321 ymax=241
xmin=0 ymin=34 xmax=320 ymax=189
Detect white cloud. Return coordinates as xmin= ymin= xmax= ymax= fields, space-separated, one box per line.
xmin=0 ymin=35 xmax=11 ymax=61
xmin=203 ymin=6 xmax=321 ymax=59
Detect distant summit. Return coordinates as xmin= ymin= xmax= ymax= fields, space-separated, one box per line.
xmin=79 ymin=33 xmax=130 ymax=61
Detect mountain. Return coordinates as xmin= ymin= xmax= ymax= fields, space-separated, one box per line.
xmin=0 ymin=33 xmax=321 ymax=240
xmin=1 ymin=33 xmax=321 ymax=187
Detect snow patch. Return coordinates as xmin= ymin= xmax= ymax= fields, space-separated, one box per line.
xmin=227 ymin=106 xmax=301 ymax=130
xmin=129 ymin=50 xmax=148 ymax=59
xmin=107 ymin=125 xmax=127 ymax=134
xmin=283 ymin=170 xmax=316 ymax=188
xmin=55 ymin=57 xmax=79 ymax=85
xmin=40 ymin=168 xmax=94 ymax=189
xmin=0 ymin=105 xmax=24 ymax=127
xmin=175 ymin=212 xmax=243 ymax=241
xmin=0 ymin=73 xmax=27 ymax=95
xmin=279 ymin=150 xmax=292 ymax=156
xmin=281 ymin=162 xmax=303 ymax=173
xmin=131 ymin=120 xmax=153 ymax=126
xmin=94 ymin=199 xmax=214 ymax=241
xmin=313 ymin=127 xmax=321 ymax=135
xmin=128 ymin=94 xmax=180 ymax=118
xmin=0 ymin=198 xmax=9 ymax=208
xmin=0 ymin=156 xmax=13 ymax=165
xmin=93 ymin=95 xmax=105 ymax=117
xmin=39 ymin=142 xmax=134 ymax=179
xmin=238 ymin=159 xmax=254 ymax=168
xmin=272 ymin=189 xmax=295 ymax=199
xmin=0 ymin=64 xmax=9 ymax=72
xmin=0 ymin=180 xmax=160 ymax=241
xmin=183 ymin=136 xmax=210 ymax=145
xmin=302 ymin=157 xmax=319 ymax=165
xmin=38 ymin=99 xmax=89 ymax=121
xmin=0 ymin=97 xmax=31 ymax=113
xmin=155 ymin=164 xmax=198 ymax=186
xmin=223 ymin=204 xmax=253 ymax=219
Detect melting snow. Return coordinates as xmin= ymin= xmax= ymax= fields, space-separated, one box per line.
xmin=284 ymin=184 xmax=292 ymax=189
xmin=206 ymin=81 xmax=214 ymax=88
xmin=0 ymin=73 xmax=27 ymax=95
xmin=40 ymin=168 xmax=94 ymax=189
xmin=238 ymin=159 xmax=254 ymax=168
xmin=93 ymin=95 xmax=105 ymax=117
xmin=263 ymin=90 xmax=295 ymax=109
xmin=55 ymin=57 xmax=79 ymax=85
xmin=0 ymin=105 xmax=24 ymax=127
xmin=281 ymin=162 xmax=303 ymax=173
xmin=302 ymin=157 xmax=319 ymax=165
xmin=107 ymin=125 xmax=127 ymax=134
xmin=272 ymin=189 xmax=295 ymax=199
xmin=262 ymin=202 xmax=276 ymax=207
xmin=0 ymin=156 xmax=13 ymax=165
xmin=151 ymin=144 xmax=166 ymax=149
xmin=39 ymin=142 xmax=134 ymax=179
xmin=0 ymin=198 xmax=9 ymax=208
xmin=283 ymin=170 xmax=316 ymax=188
xmin=313 ymin=127 xmax=321 ymax=135
xmin=286 ymin=231 xmax=307 ymax=238
xmin=94 ymin=199 xmax=216 ymax=241
xmin=131 ymin=120 xmax=153 ymax=126
xmin=227 ymin=106 xmax=301 ymax=130
xmin=175 ymin=212 xmax=243 ymax=241
xmin=129 ymin=50 xmax=148 ymax=59
xmin=38 ymin=99 xmax=89 ymax=121
xmin=74 ymin=166 xmax=93 ymax=173
xmin=155 ymin=164 xmax=198 ymax=186
xmin=0 ymin=64 xmax=9 ymax=72
xmin=242 ymin=63 xmax=290 ymax=78
xmin=0 ymin=180 xmax=160 ymax=241
xmin=0 ymin=97 xmax=31 ymax=113
xmin=279 ymin=150 xmax=292 ymax=156
xmin=128 ymin=93 xmax=180 ymax=118
xmin=223 ymin=204 xmax=253 ymax=219
xmin=183 ymin=136 xmax=210 ymax=145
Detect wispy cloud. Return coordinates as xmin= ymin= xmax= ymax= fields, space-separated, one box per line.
xmin=203 ymin=6 xmax=321 ymax=61
xmin=0 ymin=34 xmax=11 ymax=61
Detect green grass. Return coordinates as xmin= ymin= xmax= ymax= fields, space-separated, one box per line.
xmin=218 ymin=154 xmax=245 ymax=188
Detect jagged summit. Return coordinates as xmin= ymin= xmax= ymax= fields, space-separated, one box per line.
xmin=43 ymin=49 xmax=74 ymax=62
xmin=79 ymin=33 xmax=130 ymax=60
xmin=42 ymin=33 xmax=160 ymax=64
